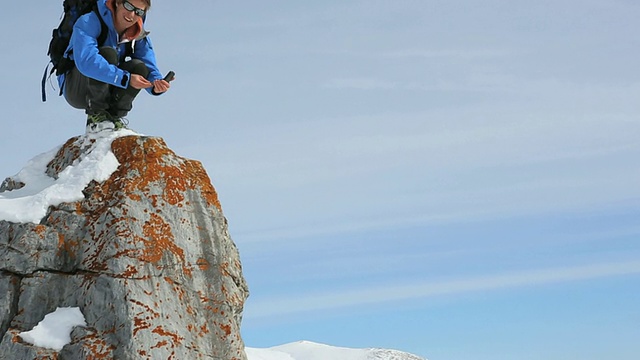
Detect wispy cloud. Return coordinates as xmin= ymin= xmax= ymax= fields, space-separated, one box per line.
xmin=210 ymin=104 xmax=639 ymax=243
xmin=382 ymin=48 xmax=516 ymax=60
xmin=323 ymin=78 xmax=400 ymax=90
xmin=320 ymin=75 xmax=517 ymax=92
xmin=245 ymin=261 xmax=640 ymax=320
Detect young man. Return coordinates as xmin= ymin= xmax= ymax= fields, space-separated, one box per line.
xmin=58 ymin=0 xmax=171 ymax=131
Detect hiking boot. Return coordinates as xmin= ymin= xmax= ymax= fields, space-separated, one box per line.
xmin=86 ymin=113 xmax=129 ymax=132
xmin=86 ymin=112 xmax=116 ymax=132
xmin=111 ymin=117 xmax=129 ymax=130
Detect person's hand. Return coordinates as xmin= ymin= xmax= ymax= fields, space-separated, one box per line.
xmin=130 ymin=74 xmax=152 ymax=89
xmin=152 ymin=79 xmax=171 ymax=94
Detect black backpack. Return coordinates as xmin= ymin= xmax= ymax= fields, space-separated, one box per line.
xmin=41 ymin=0 xmax=107 ymax=101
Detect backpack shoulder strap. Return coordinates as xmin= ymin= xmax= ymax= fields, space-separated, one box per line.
xmin=93 ymin=5 xmax=108 ymax=47
xmin=42 ymin=63 xmax=52 ymax=102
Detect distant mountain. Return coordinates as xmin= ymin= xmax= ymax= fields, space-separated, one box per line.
xmin=246 ymin=340 xmax=426 ymax=360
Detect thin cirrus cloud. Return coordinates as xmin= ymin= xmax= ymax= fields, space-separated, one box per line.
xmin=322 ymin=78 xmax=401 ymax=91
xmin=212 ymin=104 xmax=638 ymax=245
xmin=245 ymin=260 xmax=640 ymax=320
xmin=381 ymin=48 xmax=517 ymax=60
xmin=319 ymin=73 xmax=519 ymax=92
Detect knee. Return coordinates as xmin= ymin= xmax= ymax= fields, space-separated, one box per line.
xmin=125 ymin=59 xmax=150 ymax=77
xmin=98 ymin=47 xmax=118 ymax=65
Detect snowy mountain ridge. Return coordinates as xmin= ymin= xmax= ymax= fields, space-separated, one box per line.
xmin=247 ymin=340 xmax=426 ymax=360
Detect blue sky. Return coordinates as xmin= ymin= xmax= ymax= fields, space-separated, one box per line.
xmin=2 ymin=1 xmax=640 ymax=359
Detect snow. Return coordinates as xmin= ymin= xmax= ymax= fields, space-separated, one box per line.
xmin=246 ymin=341 xmax=426 ymax=360
xmin=18 ymin=307 xmax=87 ymax=351
xmin=268 ymin=341 xmax=369 ymax=360
xmin=245 ymin=347 xmax=297 ymax=360
xmin=0 ymin=129 xmax=137 ymax=224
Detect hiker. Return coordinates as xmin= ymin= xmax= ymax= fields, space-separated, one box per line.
xmin=58 ymin=0 xmax=171 ymax=131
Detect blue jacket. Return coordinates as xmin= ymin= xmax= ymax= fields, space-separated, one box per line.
xmin=58 ymin=0 xmax=163 ymax=96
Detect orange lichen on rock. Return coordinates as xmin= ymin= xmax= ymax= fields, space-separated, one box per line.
xmin=152 ymin=326 xmax=184 ymax=345
xmin=56 ymin=233 xmax=78 ymax=260
xmin=151 ymin=340 xmax=169 ymax=349
xmin=196 ymin=258 xmax=210 ymax=271
xmin=199 ymin=323 xmax=211 ymax=336
xmin=34 ymin=224 xmax=47 ymax=237
xmin=46 ymin=136 xmax=83 ymax=178
xmin=139 ymin=213 xmax=184 ymax=264
xmin=133 ymin=317 xmax=153 ymax=336
xmin=120 ymin=264 xmax=139 ymax=278
xmin=219 ymin=262 xmax=232 ymax=277
xmin=220 ymin=323 xmax=232 ymax=337
xmin=81 ymin=335 xmax=115 ymax=360
xmin=108 ymin=136 xmax=222 ymax=211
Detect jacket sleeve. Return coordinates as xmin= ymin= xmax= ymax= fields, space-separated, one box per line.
xmin=70 ymin=13 xmax=130 ymax=89
xmin=132 ymin=37 xmax=164 ymax=95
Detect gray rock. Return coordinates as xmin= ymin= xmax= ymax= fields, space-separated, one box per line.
xmin=0 ymin=273 xmax=20 ymax=344
xmin=0 ymin=222 xmax=73 ymax=274
xmin=0 ymin=177 xmax=25 ymax=193
xmin=0 ymin=135 xmax=249 ymax=360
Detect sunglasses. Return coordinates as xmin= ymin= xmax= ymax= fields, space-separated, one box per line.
xmin=122 ymin=0 xmax=146 ymax=17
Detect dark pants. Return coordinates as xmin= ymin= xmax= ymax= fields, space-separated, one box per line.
xmin=64 ymin=47 xmax=149 ymax=117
